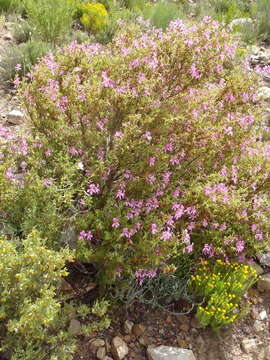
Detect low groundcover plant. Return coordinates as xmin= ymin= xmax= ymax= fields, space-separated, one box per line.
xmin=191 ymin=259 xmax=259 ymax=331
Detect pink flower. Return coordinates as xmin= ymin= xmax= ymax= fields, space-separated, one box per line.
xmin=121 ymin=228 xmax=132 ymax=239
xmin=15 ymin=63 xmax=22 ymax=71
xmin=112 ymin=217 xmax=120 ymax=228
xmin=161 ymin=230 xmax=172 ymax=241
xmin=183 ymin=229 xmax=190 ymax=244
xmin=115 ymin=131 xmax=124 ymax=137
xmin=101 ymin=71 xmax=115 ymax=88
xmin=251 ymin=224 xmax=257 ymax=232
xmin=236 ymin=239 xmax=245 ymax=253
xmin=174 ymin=204 xmax=185 ymax=220
xmin=6 ymin=168 xmax=15 ymax=182
xmin=13 ymin=76 xmax=20 ymax=86
xmin=116 ymin=189 xmax=125 ymax=200
xmin=190 ymin=64 xmax=200 ymax=79
xmin=255 ymin=233 xmax=263 ymax=241
xmin=220 ymin=223 xmax=227 ymax=231
xmin=202 ymin=243 xmax=215 ymax=257
xmin=135 ymin=269 xmax=157 ymax=285
xmin=79 ymin=231 xmax=93 ymax=241
xmin=87 ymin=183 xmax=100 ymax=195
xmin=45 ymin=148 xmax=52 ymax=157
xmin=151 ymin=223 xmax=158 ymax=234
xmin=149 ymin=157 xmax=156 ymax=166
xmin=144 ymin=131 xmax=152 ymax=141
xmin=183 ymin=243 xmax=194 ymax=253
xmin=220 ymin=166 xmax=227 ymax=177
xmin=43 ymin=178 xmax=54 ymax=186
xmin=202 ymin=218 xmax=208 ymax=227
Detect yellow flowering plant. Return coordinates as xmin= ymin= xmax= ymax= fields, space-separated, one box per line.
xmin=80 ymin=2 xmax=108 ymax=33
xmin=190 ymin=259 xmax=259 ymax=331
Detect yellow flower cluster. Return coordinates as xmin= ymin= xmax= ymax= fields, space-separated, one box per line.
xmin=80 ymin=2 xmax=108 ymax=33
xmin=191 ymin=259 xmax=259 ymax=330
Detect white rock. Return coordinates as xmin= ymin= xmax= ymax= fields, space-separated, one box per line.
xmin=231 ymin=18 xmax=252 ymax=28
xmin=7 ymin=110 xmax=24 ymax=125
xmin=259 ymin=310 xmax=267 ymax=320
xmin=111 ymin=337 xmax=128 ymax=360
xmin=147 ymin=346 xmax=196 ymax=360
xmin=241 ymin=339 xmax=258 ymax=354
xmin=77 ymin=161 xmax=84 ymax=170
xmin=257 ymin=87 xmax=270 ymax=101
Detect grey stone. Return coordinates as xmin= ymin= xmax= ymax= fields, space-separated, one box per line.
xmin=147 ymin=346 xmax=196 ymax=360
xmin=111 ymin=337 xmax=129 ymax=360
xmin=124 ymin=319 xmax=134 ymax=334
xmin=68 ymin=319 xmax=81 ymax=336
xmin=259 ymin=253 xmax=270 ymax=267
xmin=97 ymin=347 xmax=106 ymax=360
xmin=253 ymin=320 xmax=264 ymax=333
xmin=60 ymin=226 xmax=77 ymax=249
xmin=138 ymin=335 xmax=151 ymax=346
xmin=7 ymin=110 xmax=24 ymax=125
xmin=90 ymin=338 xmax=105 ymax=351
xmin=258 ymin=273 xmax=270 ymax=291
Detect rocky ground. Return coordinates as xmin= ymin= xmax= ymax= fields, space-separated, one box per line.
xmin=1 ymin=20 xmax=270 ymax=360
xmin=71 ymin=269 xmax=270 ymax=360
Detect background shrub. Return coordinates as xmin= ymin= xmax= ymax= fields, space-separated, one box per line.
xmin=12 ymin=19 xmax=33 ymax=44
xmin=254 ymin=0 xmax=270 ymax=43
xmin=1 ymin=19 xmax=269 ymax=289
xmin=24 ymin=0 xmax=78 ymax=44
xmin=0 ymin=0 xmax=11 ymax=13
xmin=0 ymin=39 xmax=49 ymax=81
xmin=143 ymin=1 xmax=185 ymax=29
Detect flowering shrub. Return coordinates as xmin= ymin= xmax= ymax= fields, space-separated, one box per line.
xmin=0 ymin=230 xmax=75 ymax=359
xmin=190 ymin=259 xmax=258 ymax=331
xmin=80 ymin=2 xmax=108 ymax=33
xmin=1 ymin=18 xmax=270 ymax=286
